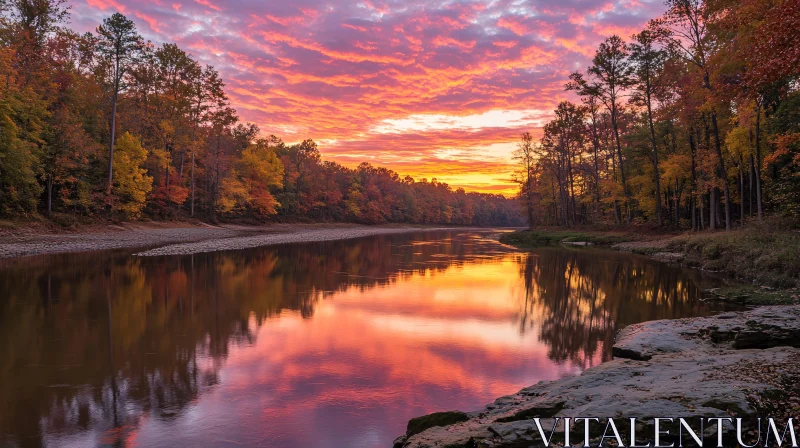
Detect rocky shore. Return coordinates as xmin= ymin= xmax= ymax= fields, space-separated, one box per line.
xmin=395 ymin=306 xmax=800 ymax=447
xmin=0 ymin=223 xmax=450 ymax=259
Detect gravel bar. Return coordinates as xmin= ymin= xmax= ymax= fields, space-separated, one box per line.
xmin=134 ymin=226 xmax=450 ymax=257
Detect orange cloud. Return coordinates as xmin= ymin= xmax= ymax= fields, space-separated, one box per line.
xmin=71 ymin=0 xmax=666 ymax=197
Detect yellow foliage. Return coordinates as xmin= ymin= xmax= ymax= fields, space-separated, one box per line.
xmin=238 ymin=144 xmax=284 ymax=187
xmin=113 ymin=132 xmax=153 ymax=219
xmin=726 ymin=125 xmax=753 ymax=159
xmin=218 ymin=143 xmax=284 ymax=217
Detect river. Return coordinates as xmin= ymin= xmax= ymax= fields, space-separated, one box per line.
xmin=0 ymin=230 xmax=730 ymax=447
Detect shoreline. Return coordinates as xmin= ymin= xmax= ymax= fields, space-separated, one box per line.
xmin=499 ymin=228 xmax=800 ymax=306
xmin=0 ymin=222 xmax=463 ymax=260
xmin=395 ymin=228 xmax=800 ymax=447
xmin=395 ymin=306 xmax=800 ymax=447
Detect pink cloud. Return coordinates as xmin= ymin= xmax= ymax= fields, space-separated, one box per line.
xmin=68 ymin=0 xmax=666 ymax=195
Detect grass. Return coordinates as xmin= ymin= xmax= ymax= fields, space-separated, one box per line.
xmin=498 ymin=228 xmax=638 ymax=247
xmin=668 ymin=226 xmax=800 ymax=289
xmin=501 ymin=222 xmax=800 ymax=305
xmin=705 ymin=285 xmax=799 ymax=306
xmin=0 ymin=220 xmax=21 ymax=230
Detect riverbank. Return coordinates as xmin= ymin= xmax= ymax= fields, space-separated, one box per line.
xmin=499 ymin=226 xmax=800 ymax=306
xmin=0 ymin=222 xmax=455 ymax=259
xmin=395 ymin=306 xmax=800 ymax=447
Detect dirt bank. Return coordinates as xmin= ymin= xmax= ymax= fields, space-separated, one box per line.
xmin=499 ymin=228 xmax=800 ymax=305
xmin=0 ymin=222 xmax=452 ymax=259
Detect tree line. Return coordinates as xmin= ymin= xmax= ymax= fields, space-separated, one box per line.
xmin=515 ymin=0 xmax=800 ymax=230
xmin=0 ymin=1 xmax=525 ymax=227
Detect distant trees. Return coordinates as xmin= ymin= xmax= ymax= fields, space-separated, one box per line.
xmin=0 ymin=2 xmax=525 ymax=227
xmin=518 ymin=0 xmax=800 ymax=229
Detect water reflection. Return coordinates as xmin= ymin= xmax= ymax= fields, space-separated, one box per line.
xmin=0 ymin=231 xmax=728 ymax=448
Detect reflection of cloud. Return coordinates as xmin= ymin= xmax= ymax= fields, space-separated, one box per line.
xmin=3 ymin=231 xmax=725 ymax=448
xmin=135 ymin=264 xmax=576 ymax=447
xmin=69 ymin=0 xmax=666 ymax=194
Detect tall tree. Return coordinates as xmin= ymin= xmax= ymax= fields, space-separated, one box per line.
xmin=658 ymin=0 xmax=732 ymax=230
xmin=513 ymin=132 xmax=537 ymax=228
xmin=95 ymin=13 xmax=143 ymax=195
xmin=629 ymin=28 xmax=668 ymax=226
xmin=568 ymin=35 xmax=634 ymax=223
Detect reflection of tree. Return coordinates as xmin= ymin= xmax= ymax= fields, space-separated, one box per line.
xmin=516 ymin=248 xmax=724 ymax=370
xmin=0 ymin=231 xmax=511 ymax=447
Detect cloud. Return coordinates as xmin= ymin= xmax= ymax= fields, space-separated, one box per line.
xmin=68 ymin=0 xmax=666 ymax=196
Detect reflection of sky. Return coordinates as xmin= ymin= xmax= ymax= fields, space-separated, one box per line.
xmin=130 ymin=257 xmax=583 ymax=448
xmin=2 ymin=233 xmax=726 ymax=448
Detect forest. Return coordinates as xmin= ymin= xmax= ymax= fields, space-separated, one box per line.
xmin=0 ymin=1 xmax=524 ymax=227
xmin=515 ymin=0 xmax=800 ymax=230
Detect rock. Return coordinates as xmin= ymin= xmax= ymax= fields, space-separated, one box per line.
xmin=612 ymin=346 xmax=652 ymax=361
xmin=652 ymin=251 xmax=684 ymax=262
xmin=562 ymin=241 xmax=592 ymax=246
xmin=392 ymin=435 xmax=407 ymax=448
xmin=493 ymin=401 xmax=565 ymax=423
xmin=406 ymin=411 xmax=471 ymax=438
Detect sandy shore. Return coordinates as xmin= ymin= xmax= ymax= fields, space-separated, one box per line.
xmin=0 ymin=223 xmax=452 ymax=259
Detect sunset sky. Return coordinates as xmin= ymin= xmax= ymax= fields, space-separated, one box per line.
xmin=69 ymin=0 xmax=666 ymax=195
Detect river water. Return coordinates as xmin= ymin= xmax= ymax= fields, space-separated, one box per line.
xmin=0 ymin=230 xmax=730 ymax=447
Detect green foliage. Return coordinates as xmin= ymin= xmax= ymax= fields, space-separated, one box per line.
xmin=0 ymin=104 xmax=41 ymax=215
xmin=499 ymin=229 xmax=632 ymax=247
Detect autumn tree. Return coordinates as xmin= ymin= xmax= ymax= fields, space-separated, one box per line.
xmin=656 ymin=0 xmax=733 ymax=230
xmin=629 ymin=28 xmax=668 ymax=226
xmin=95 ymin=13 xmax=143 ymax=196
xmin=219 ymin=139 xmax=283 ymax=217
xmin=111 ymin=132 xmax=152 ymax=219
xmin=513 ymin=132 xmax=537 ymax=228
xmin=569 ymin=36 xmax=635 ymax=223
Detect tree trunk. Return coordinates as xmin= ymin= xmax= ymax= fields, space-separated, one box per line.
xmin=590 ymin=116 xmax=602 ymax=219
xmin=689 ymin=127 xmax=698 ymax=231
xmin=191 ymin=151 xmax=195 ymax=217
xmin=674 ymin=178 xmax=680 ymax=227
xmin=646 ymin=94 xmax=662 ymax=226
xmin=107 ymin=86 xmax=119 ymax=196
xmin=165 ymin=157 xmax=170 ymax=211
xmin=739 ymin=157 xmax=745 ymax=227
xmin=567 ymin=154 xmax=577 ymax=225
xmin=749 ymin=154 xmax=755 ymax=218
xmin=710 ymin=189 xmax=716 ymax=231
xmin=700 ymin=193 xmax=705 ymax=230
xmin=754 ymin=101 xmax=763 ymax=219
xmin=611 ymin=107 xmax=630 ymax=224
xmin=710 ymin=111 xmax=731 ymax=230
xmin=46 ymin=176 xmax=53 ymax=215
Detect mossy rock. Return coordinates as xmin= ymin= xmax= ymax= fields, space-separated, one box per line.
xmin=406 ymin=411 xmax=470 ymax=438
